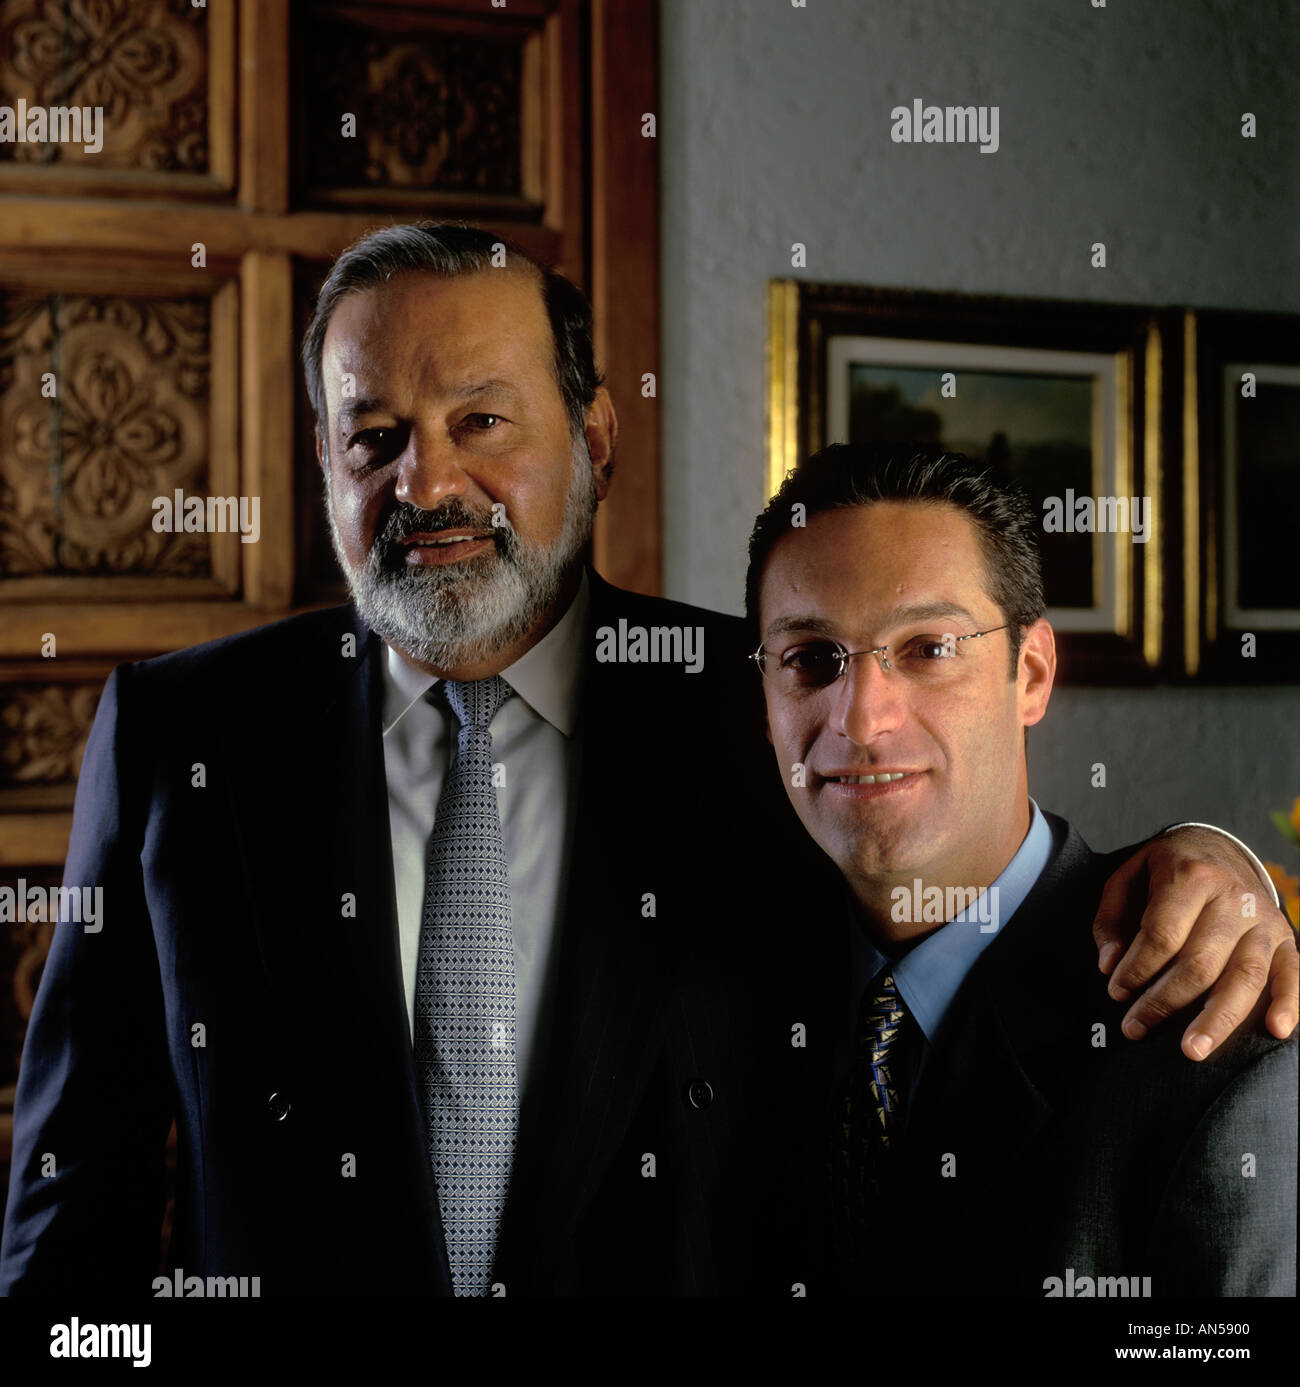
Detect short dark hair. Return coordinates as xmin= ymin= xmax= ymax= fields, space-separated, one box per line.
xmin=745 ymin=442 xmax=1045 ymax=677
xmin=301 ymin=221 xmax=603 ymax=442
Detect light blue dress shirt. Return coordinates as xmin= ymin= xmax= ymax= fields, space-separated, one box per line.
xmin=849 ymin=796 xmax=1056 ymax=1102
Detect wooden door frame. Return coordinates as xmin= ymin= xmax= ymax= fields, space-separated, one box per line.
xmin=588 ymin=0 xmax=661 ymax=596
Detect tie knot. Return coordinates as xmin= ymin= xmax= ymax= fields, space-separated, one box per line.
xmin=440 ymin=674 xmax=514 ymax=732
xmin=865 ymin=973 xmax=907 ymax=1032
xmin=871 ymin=972 xmax=901 ymax=1008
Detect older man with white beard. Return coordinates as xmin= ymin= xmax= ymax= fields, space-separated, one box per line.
xmin=3 ymin=223 xmax=1296 ymax=1303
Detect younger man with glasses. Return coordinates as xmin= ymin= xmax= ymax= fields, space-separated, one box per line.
xmin=746 ymin=443 xmax=1297 ymax=1296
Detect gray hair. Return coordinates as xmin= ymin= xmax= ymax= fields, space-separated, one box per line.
xmin=301 ymin=221 xmax=603 ymax=442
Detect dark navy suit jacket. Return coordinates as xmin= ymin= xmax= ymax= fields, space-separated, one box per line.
xmin=774 ymin=814 xmax=1298 ymax=1297
xmin=0 ymin=571 xmax=787 ymax=1296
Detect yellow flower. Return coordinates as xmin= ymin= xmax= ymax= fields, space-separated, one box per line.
xmin=1263 ymin=861 xmax=1300 ymax=929
xmin=1290 ymin=795 xmax=1300 ymax=841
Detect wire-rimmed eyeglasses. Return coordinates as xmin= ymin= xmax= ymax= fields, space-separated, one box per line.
xmin=750 ymin=625 xmax=1012 ymax=690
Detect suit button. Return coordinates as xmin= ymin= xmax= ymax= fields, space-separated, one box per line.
xmin=266 ymin=1091 xmax=292 ymax=1122
xmin=687 ymin=1079 xmax=714 ymax=1110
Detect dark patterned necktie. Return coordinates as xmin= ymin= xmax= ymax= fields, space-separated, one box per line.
xmin=831 ymin=972 xmax=912 ymax=1258
xmin=414 ymin=675 xmax=517 ymax=1297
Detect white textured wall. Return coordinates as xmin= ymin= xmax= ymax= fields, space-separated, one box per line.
xmin=658 ymin=0 xmax=1299 ymax=850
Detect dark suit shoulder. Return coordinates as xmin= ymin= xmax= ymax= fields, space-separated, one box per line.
xmin=586 ymin=570 xmax=754 ymax=704
xmin=130 ymin=604 xmax=357 ymax=683
xmin=588 ymin=571 xmax=746 ymax=641
xmin=986 ymin=812 xmax=1294 ymax=1101
xmin=906 ymin=813 xmax=1295 ymax=1296
xmin=108 ymin=607 xmax=369 ymax=737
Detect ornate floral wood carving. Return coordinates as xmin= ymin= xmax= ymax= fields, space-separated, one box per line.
xmin=0 ymin=682 xmax=101 ymax=787
xmin=0 ymin=291 xmax=211 ymax=577
xmin=0 ymin=0 xmax=208 ymax=172
xmin=300 ymin=9 xmax=524 ymax=197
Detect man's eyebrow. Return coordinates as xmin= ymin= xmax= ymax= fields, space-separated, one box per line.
xmin=763 ymin=602 xmax=981 ymax=642
xmin=885 ymin=601 xmax=980 ymax=629
xmin=451 ymin=378 xmax=522 ymax=405
xmin=337 ymin=398 xmax=388 ymax=430
xmin=763 ymin=615 xmax=839 ymax=640
xmin=335 ymin=380 xmax=522 ymax=432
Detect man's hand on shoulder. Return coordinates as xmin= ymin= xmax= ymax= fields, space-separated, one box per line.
xmin=1091 ymin=825 xmax=1299 ymax=1061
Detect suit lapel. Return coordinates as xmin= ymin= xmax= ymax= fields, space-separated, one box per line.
xmin=220 ymin=611 xmax=406 ymax=1064
xmin=902 ymin=993 xmax=1053 ymax=1196
xmin=309 ymin=615 xmax=417 ymax=1077
xmin=500 ymin=575 xmax=676 ymax=1275
xmin=888 ymin=820 xmax=1112 ymax=1270
xmin=219 ymin=607 xmax=451 ymax=1290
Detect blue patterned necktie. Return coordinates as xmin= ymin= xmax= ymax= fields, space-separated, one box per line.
xmin=414 ymin=675 xmax=517 ymax=1297
xmin=832 ymin=972 xmax=911 ymax=1234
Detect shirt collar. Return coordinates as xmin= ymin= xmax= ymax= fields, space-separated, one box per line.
xmin=381 ymin=569 xmax=589 ymax=738
xmin=856 ymin=797 xmax=1055 ymax=1043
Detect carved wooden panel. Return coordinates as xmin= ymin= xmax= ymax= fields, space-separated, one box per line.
xmin=0 ymin=0 xmax=234 ymax=195
xmin=0 ymin=290 xmax=213 ymax=581
xmin=0 ymin=680 xmax=101 ymax=790
xmin=293 ymin=1 xmax=549 ymax=213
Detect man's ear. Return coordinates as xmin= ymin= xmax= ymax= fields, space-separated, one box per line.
xmin=760 ymin=678 xmax=774 ymax=745
xmin=315 ymin=430 xmax=327 ymax=474
xmin=1018 ymin=618 xmax=1056 ymax=728
xmin=585 ymin=387 xmax=618 ymax=501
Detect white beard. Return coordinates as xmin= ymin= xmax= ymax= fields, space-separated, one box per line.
xmin=327 ymin=437 xmax=597 ymax=669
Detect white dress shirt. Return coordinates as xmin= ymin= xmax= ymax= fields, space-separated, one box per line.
xmin=381 ymin=573 xmax=588 ymax=1103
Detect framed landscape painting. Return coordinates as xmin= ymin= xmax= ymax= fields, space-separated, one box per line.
xmin=1186 ymin=309 xmax=1300 ymax=682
